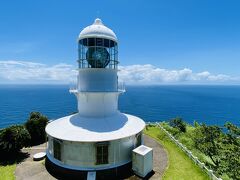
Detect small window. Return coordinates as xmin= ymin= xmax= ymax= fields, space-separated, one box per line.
xmin=96 ymin=142 xmax=109 ymax=165
xmin=53 ymin=139 xmax=61 ymax=161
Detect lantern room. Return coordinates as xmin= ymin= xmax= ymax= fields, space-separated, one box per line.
xmin=78 ymin=18 xmax=118 ymax=69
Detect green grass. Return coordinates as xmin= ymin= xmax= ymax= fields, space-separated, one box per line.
xmin=0 ymin=164 xmax=16 ymax=180
xmin=144 ymin=125 xmax=210 ymax=180
xmin=161 ymin=122 xmax=214 ymax=166
xmin=0 ymin=151 xmax=28 ymax=180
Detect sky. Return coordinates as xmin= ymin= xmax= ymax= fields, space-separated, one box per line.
xmin=0 ymin=0 xmax=240 ymax=84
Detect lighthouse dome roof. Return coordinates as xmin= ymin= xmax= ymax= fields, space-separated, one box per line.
xmin=78 ymin=18 xmax=118 ymax=42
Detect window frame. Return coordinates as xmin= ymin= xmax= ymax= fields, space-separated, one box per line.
xmin=95 ymin=142 xmax=109 ymax=165
xmin=53 ymin=139 xmax=62 ymax=161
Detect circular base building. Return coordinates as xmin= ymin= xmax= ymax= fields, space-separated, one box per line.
xmin=45 ymin=18 xmax=145 ymax=172
xmin=46 ymin=112 xmax=145 ymax=170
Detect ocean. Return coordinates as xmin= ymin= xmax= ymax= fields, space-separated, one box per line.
xmin=0 ymin=85 xmax=239 ymax=128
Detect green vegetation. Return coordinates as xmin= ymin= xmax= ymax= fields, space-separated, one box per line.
xmin=25 ymin=112 xmax=49 ymax=145
xmin=0 ymin=125 xmax=30 ymax=154
xmin=144 ymin=125 xmax=209 ymax=180
xmin=0 ymin=112 xmax=49 ymax=180
xmin=161 ymin=119 xmax=240 ymax=180
xmin=169 ymin=117 xmax=186 ymax=133
xmin=161 ymin=121 xmax=210 ymax=164
xmin=0 ymin=164 xmax=16 ymax=180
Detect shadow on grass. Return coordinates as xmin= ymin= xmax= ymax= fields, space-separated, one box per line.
xmin=0 ymin=151 xmax=30 ymax=166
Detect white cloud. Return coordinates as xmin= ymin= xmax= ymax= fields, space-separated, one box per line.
xmin=0 ymin=61 xmax=239 ymax=84
xmin=118 ymin=64 xmax=239 ymax=85
xmin=0 ymin=60 xmax=77 ymax=84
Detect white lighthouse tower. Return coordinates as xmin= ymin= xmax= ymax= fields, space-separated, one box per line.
xmin=45 ymin=18 xmax=145 ymax=175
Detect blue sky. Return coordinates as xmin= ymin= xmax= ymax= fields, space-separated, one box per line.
xmin=0 ymin=0 xmax=240 ymax=84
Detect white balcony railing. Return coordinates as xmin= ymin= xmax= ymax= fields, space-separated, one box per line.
xmin=69 ymin=81 xmax=125 ymax=93
xmin=117 ymin=81 xmax=125 ymax=92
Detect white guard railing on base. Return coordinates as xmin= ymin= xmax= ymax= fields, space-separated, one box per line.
xmin=145 ymin=122 xmax=222 ymax=180
xmin=117 ymin=81 xmax=125 ymax=92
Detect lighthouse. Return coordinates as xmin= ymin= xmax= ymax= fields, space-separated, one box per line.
xmin=45 ymin=18 xmax=145 ymax=174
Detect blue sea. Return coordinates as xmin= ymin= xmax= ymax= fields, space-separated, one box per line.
xmin=0 ymin=85 xmax=240 ymax=128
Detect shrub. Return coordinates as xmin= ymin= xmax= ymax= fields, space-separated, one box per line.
xmin=25 ymin=112 xmax=48 ymax=145
xmin=192 ymin=123 xmax=240 ymax=179
xmin=169 ymin=117 xmax=186 ymax=133
xmin=168 ymin=127 xmax=181 ymax=137
xmin=178 ymin=135 xmax=193 ymax=149
xmin=193 ymin=120 xmax=199 ymax=127
xmin=192 ymin=124 xmax=222 ymax=169
xmin=0 ymin=125 xmax=30 ymax=154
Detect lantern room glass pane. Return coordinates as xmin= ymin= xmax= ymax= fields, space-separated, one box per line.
xmin=104 ymin=39 xmax=110 ymax=47
xmin=110 ymin=40 xmax=114 ymax=47
xmin=78 ymin=38 xmax=118 ymax=69
xmin=96 ymin=38 xmax=103 ymax=46
xmin=88 ymin=38 xmax=95 ymax=46
xmin=82 ymin=39 xmax=87 ymax=46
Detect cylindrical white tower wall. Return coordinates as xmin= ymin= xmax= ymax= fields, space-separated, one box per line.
xmin=47 ymin=132 xmax=143 ymax=171
xmin=77 ymin=92 xmax=119 ymax=117
xmin=77 ymin=69 xmax=118 ymax=92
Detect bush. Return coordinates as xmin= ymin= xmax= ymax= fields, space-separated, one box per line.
xmin=0 ymin=125 xmax=30 ymax=154
xmin=192 ymin=124 xmax=222 ymax=167
xmin=25 ymin=112 xmax=48 ymax=145
xmin=169 ymin=117 xmax=186 ymax=133
xmin=193 ymin=120 xmax=200 ymax=127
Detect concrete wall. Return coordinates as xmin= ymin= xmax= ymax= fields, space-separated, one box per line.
xmin=47 ymin=132 xmax=143 ymax=171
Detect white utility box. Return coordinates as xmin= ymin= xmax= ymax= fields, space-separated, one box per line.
xmin=132 ymin=145 xmax=153 ymax=177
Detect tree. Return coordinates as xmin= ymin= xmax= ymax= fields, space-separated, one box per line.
xmin=220 ymin=122 xmax=240 ymax=179
xmin=0 ymin=125 xmax=30 ymax=154
xmin=169 ymin=117 xmax=186 ymax=133
xmin=193 ymin=124 xmax=223 ymax=168
xmin=25 ymin=112 xmax=49 ymax=145
xmin=193 ymin=122 xmax=240 ymax=179
xmin=193 ymin=120 xmax=200 ymax=128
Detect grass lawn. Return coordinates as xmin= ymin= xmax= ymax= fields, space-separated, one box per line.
xmin=161 ymin=122 xmax=213 ymax=165
xmin=144 ymin=125 xmax=210 ymax=180
xmin=0 ymin=151 xmax=28 ymax=180
xmin=0 ymin=164 xmax=16 ymax=180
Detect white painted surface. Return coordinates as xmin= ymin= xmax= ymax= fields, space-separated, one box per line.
xmin=76 ymin=92 xmax=119 ymax=117
xmin=46 ymin=18 xmax=146 ymax=172
xmin=46 ymin=133 xmax=142 ymax=170
xmin=47 ymin=151 xmax=131 ymax=171
xmin=87 ymin=171 xmax=96 ymax=180
xmin=132 ymin=145 xmax=153 ymax=178
xmin=71 ymin=69 xmax=122 ymax=117
xmin=79 ymin=18 xmax=117 ymax=42
xmin=33 ymin=152 xmax=46 ymax=161
xmin=133 ymin=145 xmax=152 ymax=156
xmin=45 ymin=112 xmax=145 ymax=142
xmin=77 ymin=69 xmax=118 ymax=92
